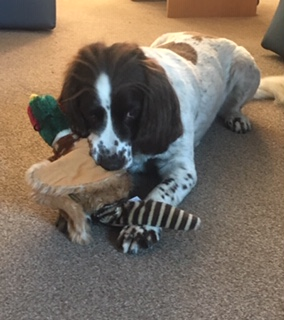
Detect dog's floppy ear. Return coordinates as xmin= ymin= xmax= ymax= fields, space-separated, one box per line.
xmin=58 ymin=43 xmax=106 ymax=137
xmin=133 ymin=59 xmax=183 ymax=155
xmin=58 ymin=75 xmax=89 ymax=138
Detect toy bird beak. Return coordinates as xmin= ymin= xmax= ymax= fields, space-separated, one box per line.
xmin=27 ymin=105 xmax=41 ymax=131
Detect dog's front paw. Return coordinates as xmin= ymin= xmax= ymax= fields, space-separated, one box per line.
xmin=225 ymin=114 xmax=251 ymax=133
xmin=117 ymin=225 xmax=161 ymax=254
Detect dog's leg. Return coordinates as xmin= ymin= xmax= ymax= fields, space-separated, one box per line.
xmin=146 ymin=167 xmax=197 ymax=206
xmin=146 ymin=147 xmax=197 ymax=206
xmin=118 ymin=149 xmax=197 ymax=254
xmin=219 ymin=47 xmax=260 ymax=133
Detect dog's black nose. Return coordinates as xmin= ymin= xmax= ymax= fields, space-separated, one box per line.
xmin=96 ymin=154 xmax=126 ymax=171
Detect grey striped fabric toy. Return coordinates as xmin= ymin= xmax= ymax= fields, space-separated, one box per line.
xmin=93 ymin=199 xmax=201 ymax=231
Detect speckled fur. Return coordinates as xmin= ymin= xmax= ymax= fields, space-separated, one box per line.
xmin=140 ymin=31 xmax=260 ymax=206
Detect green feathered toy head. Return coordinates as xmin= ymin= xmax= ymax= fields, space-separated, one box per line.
xmin=27 ymin=94 xmax=70 ymax=146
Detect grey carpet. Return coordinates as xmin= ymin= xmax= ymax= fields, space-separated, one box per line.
xmin=1 ymin=1 xmax=283 ymax=319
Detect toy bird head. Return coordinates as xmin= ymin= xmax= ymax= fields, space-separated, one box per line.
xmin=27 ymin=94 xmax=70 ymax=146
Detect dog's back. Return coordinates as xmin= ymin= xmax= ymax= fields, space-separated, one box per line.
xmin=144 ymin=31 xmax=260 ymax=143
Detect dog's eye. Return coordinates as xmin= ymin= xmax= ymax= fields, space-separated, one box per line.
xmin=87 ymin=107 xmax=105 ymax=123
xmin=126 ymin=111 xmax=135 ymax=121
xmin=125 ymin=107 xmax=140 ymax=124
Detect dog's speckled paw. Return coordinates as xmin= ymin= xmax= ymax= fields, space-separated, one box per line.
xmin=117 ymin=225 xmax=161 ymax=254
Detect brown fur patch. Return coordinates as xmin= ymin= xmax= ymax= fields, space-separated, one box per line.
xmin=158 ymin=42 xmax=198 ymax=65
xmin=184 ymin=31 xmax=217 ymax=42
xmin=191 ymin=35 xmax=203 ymax=42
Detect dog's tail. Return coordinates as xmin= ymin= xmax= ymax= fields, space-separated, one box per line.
xmin=254 ymin=75 xmax=284 ymax=105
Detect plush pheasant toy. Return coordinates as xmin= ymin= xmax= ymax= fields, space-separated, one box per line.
xmin=26 ymin=94 xmax=201 ymax=249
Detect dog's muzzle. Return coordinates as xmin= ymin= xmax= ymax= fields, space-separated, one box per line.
xmin=90 ymin=141 xmax=132 ymax=171
xmin=95 ymin=152 xmax=128 ymax=171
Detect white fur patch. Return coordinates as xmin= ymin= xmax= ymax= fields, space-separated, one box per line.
xmin=52 ymin=129 xmax=73 ymax=146
xmin=95 ymin=73 xmax=111 ymax=108
xmin=254 ymin=75 xmax=284 ymax=104
xmin=89 ymin=72 xmax=133 ymax=169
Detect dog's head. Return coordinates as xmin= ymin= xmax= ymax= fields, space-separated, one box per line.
xmin=59 ymin=42 xmax=183 ymax=171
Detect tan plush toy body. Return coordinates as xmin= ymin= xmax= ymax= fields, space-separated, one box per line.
xmin=26 ymin=94 xmax=131 ymax=244
xmin=26 ymin=95 xmax=201 ymax=249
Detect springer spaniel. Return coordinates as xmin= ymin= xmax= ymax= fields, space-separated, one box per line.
xmin=59 ymin=32 xmax=283 ymax=253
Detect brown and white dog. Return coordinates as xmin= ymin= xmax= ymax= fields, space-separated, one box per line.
xmin=59 ymin=32 xmax=284 ymax=253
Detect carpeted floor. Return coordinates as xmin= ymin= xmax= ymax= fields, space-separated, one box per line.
xmin=1 ymin=1 xmax=283 ymax=319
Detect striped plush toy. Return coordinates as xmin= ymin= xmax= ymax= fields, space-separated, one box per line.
xmin=94 ymin=199 xmax=201 ymax=231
